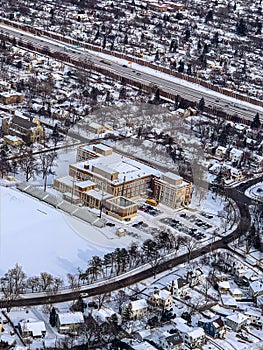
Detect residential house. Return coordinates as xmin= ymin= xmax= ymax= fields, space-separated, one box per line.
xmin=167 ymin=269 xmax=190 ymax=295
xmin=186 ymin=268 xmax=204 ymax=287
xmin=88 ymin=121 xmax=105 ymax=134
xmin=92 ymin=307 xmax=122 ymax=328
xmin=134 ymin=329 xmax=151 ymax=342
xmin=18 ymin=319 xmax=46 ymax=338
xmin=148 ymin=2 xmax=168 ymax=12
xmin=56 ymin=311 xmax=84 ymax=334
xmin=244 ymin=310 xmax=262 ymax=328
xmin=148 ymin=289 xmax=173 ymax=310
xmin=225 ymin=313 xmax=248 ymax=332
xmin=249 ymin=280 xmax=263 ymax=300
xmin=2 ymin=114 xmax=45 ymax=144
xmin=0 ymin=80 xmax=11 ymax=91
xmin=229 ymin=167 xmax=243 ymax=182
xmin=3 ymin=135 xmax=23 ymax=147
xmin=167 ymin=277 xmax=188 ymax=296
xmin=229 ymin=148 xmax=243 ymax=164
xmin=232 ymin=262 xmax=250 ymax=284
xmin=229 ymin=287 xmax=243 ymax=299
xmin=0 ymin=92 xmax=24 ymax=104
xmin=218 ymin=281 xmax=230 ymax=294
xmin=256 ymin=294 xmax=263 ymax=309
xmin=172 ymin=318 xmax=206 ymax=349
xmin=159 ymin=332 xmax=184 ymax=349
xmin=123 ymin=299 xmax=148 ymax=320
xmin=221 ymin=295 xmax=238 ymax=308
xmin=122 ymin=339 xmax=159 ymax=350
xmin=215 ymin=146 xmax=227 ymax=159
xmin=198 ymin=316 xmax=225 ymax=338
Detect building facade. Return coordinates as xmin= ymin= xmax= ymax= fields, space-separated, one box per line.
xmin=54 ymin=144 xmax=192 ymax=218
xmin=2 ymin=115 xmax=45 ymax=144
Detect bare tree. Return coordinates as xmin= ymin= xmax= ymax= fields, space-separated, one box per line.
xmin=180 ymin=236 xmax=199 ymax=263
xmin=18 ymin=147 xmax=37 ymax=181
xmin=27 ymin=276 xmax=40 ymax=293
xmin=0 ymin=264 xmax=26 ymax=301
xmin=38 ymin=151 xmax=57 ymax=191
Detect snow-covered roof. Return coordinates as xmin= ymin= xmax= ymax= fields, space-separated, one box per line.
xmin=71 ymin=149 xmax=161 ymax=184
xmin=92 ymin=307 xmax=119 ymax=323
xmin=89 ymin=121 xmax=103 ymax=129
xmin=19 ymin=319 xmax=46 ymax=337
xmin=230 ymin=287 xmax=243 ymax=296
xmin=188 ymin=327 xmax=205 ymax=339
xmin=250 ymin=280 xmax=263 ymax=294
xmin=226 ymin=312 xmax=248 ymax=324
xmin=130 ymin=299 xmax=148 ymax=311
xmin=131 ymin=341 xmax=158 ymax=350
xmin=76 ymin=180 xmax=96 ymax=188
xmin=85 ymin=189 xmax=112 ymax=200
xmin=245 ymin=310 xmax=261 ymax=318
xmin=218 ymin=281 xmax=230 ymax=289
xmin=94 ymin=143 xmax=112 ymax=151
xmin=152 ymin=289 xmax=171 ymax=300
xmin=221 ymin=295 xmax=237 ymax=307
xmin=229 ymin=148 xmax=243 ymax=157
xmin=57 ymin=312 xmax=84 ymax=325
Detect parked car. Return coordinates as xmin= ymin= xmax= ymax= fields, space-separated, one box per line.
xmin=106 ymin=222 xmax=115 ymax=227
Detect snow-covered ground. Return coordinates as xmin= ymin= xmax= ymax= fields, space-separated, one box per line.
xmin=0 ymin=186 xmax=134 ymax=279
xmin=245 ymin=182 xmax=263 ymax=202
xmin=1 ymin=136 xmax=238 ymax=279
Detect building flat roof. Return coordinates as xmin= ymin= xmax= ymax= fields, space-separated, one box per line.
xmin=71 ymin=148 xmax=161 ymax=184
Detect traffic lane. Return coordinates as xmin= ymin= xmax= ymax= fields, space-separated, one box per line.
xmin=0 ymin=25 xmax=261 ymax=121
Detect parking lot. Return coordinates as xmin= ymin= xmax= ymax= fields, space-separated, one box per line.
xmin=103 ymin=196 xmax=230 ymax=245
xmin=124 ymin=201 xmax=226 ymax=244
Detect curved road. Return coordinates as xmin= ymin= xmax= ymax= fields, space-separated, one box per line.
xmin=0 ymin=181 xmax=252 ymax=308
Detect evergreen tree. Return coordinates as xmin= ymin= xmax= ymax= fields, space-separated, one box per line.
xmin=187 ymin=63 xmax=192 ymax=75
xmin=49 ymin=307 xmax=57 ymax=327
xmin=0 ymin=145 xmax=10 ymax=178
xmin=236 ymin=18 xmax=247 ymax=35
xmin=198 ymin=97 xmax=205 ymax=112
xmin=122 ymin=304 xmax=132 ymax=322
xmin=153 ymin=88 xmax=160 ymax=104
xmin=123 ymin=33 xmax=128 ymax=45
xmin=102 ymin=35 xmax=107 ymax=49
xmin=94 ymin=29 xmax=100 ymax=41
xmin=251 ymin=113 xmax=261 ymax=129
xmin=256 ymin=22 xmax=262 ymax=35
xmin=178 ymin=60 xmax=184 ymax=73
xmin=205 ymin=10 xmax=213 ymax=23
xmin=184 ymin=29 xmax=190 ymax=41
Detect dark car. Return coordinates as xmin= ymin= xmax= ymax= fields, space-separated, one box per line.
xmin=106 ymin=222 xmax=115 ymax=227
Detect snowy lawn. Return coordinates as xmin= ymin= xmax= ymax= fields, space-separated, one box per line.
xmin=0 ymin=186 xmax=134 ymax=279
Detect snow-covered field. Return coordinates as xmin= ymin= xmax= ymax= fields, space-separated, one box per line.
xmin=0 ymin=186 xmax=133 ymax=279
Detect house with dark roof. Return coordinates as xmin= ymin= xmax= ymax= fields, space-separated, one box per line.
xmin=159 ymin=332 xmax=184 ymax=349
xmin=198 ymin=316 xmax=226 ymax=338
xmin=2 ymin=114 xmax=45 ymax=144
